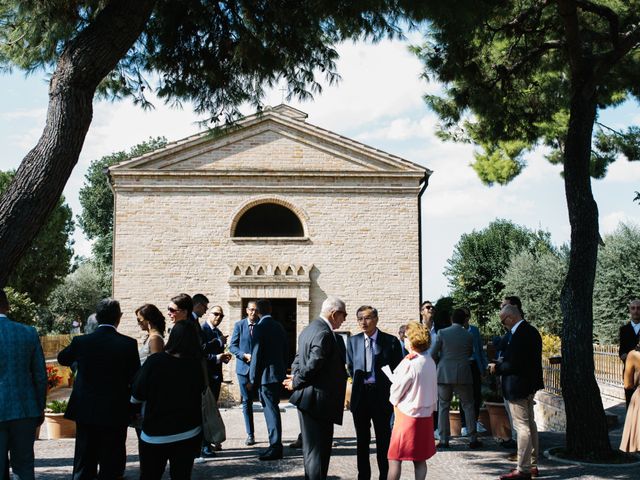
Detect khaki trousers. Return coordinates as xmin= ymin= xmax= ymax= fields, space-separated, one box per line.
xmin=506 ymin=394 xmax=538 ymax=472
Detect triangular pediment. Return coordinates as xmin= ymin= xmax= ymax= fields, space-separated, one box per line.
xmin=110 ymin=105 xmax=428 ymax=175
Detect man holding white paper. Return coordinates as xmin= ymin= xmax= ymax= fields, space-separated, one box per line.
xmin=347 ymin=306 xmax=404 ymax=480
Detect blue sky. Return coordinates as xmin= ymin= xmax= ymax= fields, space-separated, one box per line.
xmin=1 ymin=35 xmax=639 ymax=300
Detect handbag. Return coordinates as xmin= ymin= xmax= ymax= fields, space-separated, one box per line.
xmin=201 ymin=362 xmax=226 ymax=444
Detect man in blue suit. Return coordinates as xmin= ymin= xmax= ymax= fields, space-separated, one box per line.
xmin=249 ymin=299 xmax=288 ymax=460
xmin=229 ymin=300 xmax=259 ymax=445
xmin=0 ymin=289 xmax=47 ymax=480
xmin=347 ymin=306 xmax=403 ymax=480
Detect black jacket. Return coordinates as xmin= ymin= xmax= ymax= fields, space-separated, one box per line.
xmin=619 ymin=323 xmax=640 ymax=362
xmin=58 ymin=326 xmax=140 ymax=426
xmin=496 ymin=320 xmax=544 ymax=401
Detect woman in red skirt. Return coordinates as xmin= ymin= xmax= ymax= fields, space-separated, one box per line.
xmin=387 ymin=322 xmax=438 ymax=480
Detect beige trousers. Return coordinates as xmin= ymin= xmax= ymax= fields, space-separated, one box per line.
xmin=506 ymin=394 xmax=538 ymax=472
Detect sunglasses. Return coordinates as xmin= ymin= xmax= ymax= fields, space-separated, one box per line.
xmin=212 ymin=312 xmax=224 ymax=318
xmin=167 ymin=307 xmax=182 ymax=313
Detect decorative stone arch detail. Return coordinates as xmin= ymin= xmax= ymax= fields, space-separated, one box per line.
xmin=229 ymin=196 xmax=310 ymax=238
xmin=228 ymin=263 xmax=311 ymax=279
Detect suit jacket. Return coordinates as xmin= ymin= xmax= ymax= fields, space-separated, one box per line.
xmin=431 ymin=323 xmax=473 ymax=384
xmin=289 ymin=318 xmax=348 ymax=425
xmin=58 ymin=325 xmax=140 ymax=426
xmin=468 ymin=324 xmax=488 ymax=371
xmin=496 ymin=320 xmax=544 ymax=401
xmin=229 ymin=317 xmax=256 ymax=376
xmin=249 ymin=315 xmax=288 ymax=385
xmin=0 ymin=315 xmax=47 ymax=422
xmin=619 ymin=323 xmax=640 ymax=362
xmin=347 ymin=329 xmax=403 ymax=412
xmin=202 ymin=321 xmax=225 ymax=383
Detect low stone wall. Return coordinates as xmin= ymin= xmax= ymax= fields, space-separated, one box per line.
xmin=533 ymin=390 xmax=566 ymax=432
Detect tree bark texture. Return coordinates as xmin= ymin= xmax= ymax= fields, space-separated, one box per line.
xmin=0 ymin=0 xmax=156 ymax=287
xmin=560 ymin=92 xmax=612 ymax=457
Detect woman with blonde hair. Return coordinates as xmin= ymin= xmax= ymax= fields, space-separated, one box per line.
xmin=387 ymin=322 xmax=438 ymax=480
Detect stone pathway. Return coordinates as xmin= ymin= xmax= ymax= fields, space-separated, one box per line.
xmin=32 ymin=402 xmax=638 ymax=479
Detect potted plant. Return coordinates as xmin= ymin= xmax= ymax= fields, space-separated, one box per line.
xmin=482 ymin=374 xmax=511 ymax=440
xmin=44 ymin=400 xmax=76 ymax=439
xmin=46 ymin=365 xmax=62 ymax=393
xmin=448 ymin=394 xmax=462 ymax=436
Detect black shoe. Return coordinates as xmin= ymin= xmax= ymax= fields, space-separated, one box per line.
xmin=259 ymin=447 xmax=283 ymax=461
xmin=213 ymin=442 xmax=222 ymax=451
xmin=245 ymin=435 xmax=255 ymax=446
xmin=289 ymin=437 xmax=302 ymax=449
xmin=469 ymin=440 xmax=483 ymax=449
xmin=201 ymin=446 xmax=217 ymax=458
xmin=500 ymin=439 xmax=517 ymax=449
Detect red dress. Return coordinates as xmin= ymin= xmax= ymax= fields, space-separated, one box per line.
xmin=387 ymin=408 xmax=436 ymax=461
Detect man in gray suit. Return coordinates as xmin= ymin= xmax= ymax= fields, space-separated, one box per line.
xmin=283 ymin=296 xmax=348 ymax=480
xmin=431 ymin=308 xmax=481 ymax=449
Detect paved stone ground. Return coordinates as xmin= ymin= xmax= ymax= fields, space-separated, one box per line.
xmin=32 ymin=401 xmax=638 ymax=479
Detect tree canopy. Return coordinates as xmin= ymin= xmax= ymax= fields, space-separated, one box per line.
xmin=446 ymin=219 xmax=554 ymax=326
xmin=0 ymin=170 xmax=73 ymax=304
xmin=414 ymin=0 xmax=640 ymax=458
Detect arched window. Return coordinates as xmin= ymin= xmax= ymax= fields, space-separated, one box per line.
xmin=234 ymin=203 xmax=304 ymax=237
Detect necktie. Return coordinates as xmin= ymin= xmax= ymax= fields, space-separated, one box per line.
xmin=365 ymin=336 xmax=373 ymax=378
xmin=249 ymin=323 xmax=254 ymax=337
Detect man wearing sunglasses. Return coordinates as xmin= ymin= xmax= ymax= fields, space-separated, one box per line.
xmin=202 ymin=305 xmax=232 ymax=456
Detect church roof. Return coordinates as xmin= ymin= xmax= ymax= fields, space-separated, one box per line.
xmin=109 ymin=104 xmax=430 ymax=177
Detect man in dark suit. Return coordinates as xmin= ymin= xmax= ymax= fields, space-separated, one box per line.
xmin=249 ymin=299 xmax=288 ymax=460
xmin=0 ymin=289 xmax=47 ymax=480
xmin=229 ymin=300 xmax=259 ymax=445
xmin=490 ymin=304 xmax=544 ymax=480
xmin=347 ymin=306 xmax=403 ymax=480
xmin=619 ymin=299 xmax=640 ymax=407
xmin=58 ymin=298 xmax=140 ymax=480
xmin=202 ymin=305 xmax=232 ymax=455
xmin=284 ymin=296 xmax=348 ymax=480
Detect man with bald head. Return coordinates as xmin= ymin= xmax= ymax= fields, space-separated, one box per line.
xmin=489 ymin=304 xmax=543 ymax=480
xmin=619 ymin=299 xmax=640 ymax=407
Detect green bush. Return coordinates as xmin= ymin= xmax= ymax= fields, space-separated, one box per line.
xmin=4 ymin=287 xmax=38 ymax=326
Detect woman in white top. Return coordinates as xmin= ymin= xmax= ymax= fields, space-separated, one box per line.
xmin=136 ymin=304 xmax=166 ymax=364
xmin=387 ymin=322 xmax=438 ymax=480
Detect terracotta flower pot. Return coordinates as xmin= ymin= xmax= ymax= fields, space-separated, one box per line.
xmin=449 ymin=410 xmax=462 ymax=436
xmin=485 ymin=401 xmax=511 ymax=440
xmin=45 ymin=413 xmax=76 ymax=439
xmin=478 ymin=407 xmax=492 ymax=435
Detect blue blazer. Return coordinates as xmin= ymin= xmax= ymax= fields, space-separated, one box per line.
xmin=0 ymin=315 xmax=47 ymax=422
xmin=229 ymin=317 xmax=255 ymax=376
xmin=347 ymin=329 xmax=403 ymax=412
xmin=249 ymin=315 xmax=288 ymax=385
xmin=202 ymin=322 xmax=225 ymax=382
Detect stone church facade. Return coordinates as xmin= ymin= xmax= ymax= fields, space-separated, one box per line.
xmin=109 ymin=105 xmax=430 ymax=357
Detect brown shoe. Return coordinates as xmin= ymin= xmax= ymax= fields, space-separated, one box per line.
xmin=500 ymin=469 xmax=531 ymax=480
xmin=530 ymin=467 xmax=539 ymax=478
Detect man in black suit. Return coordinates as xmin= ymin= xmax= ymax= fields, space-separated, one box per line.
xmin=249 ymin=299 xmax=288 ymax=461
xmin=489 ymin=304 xmax=543 ymax=480
xmin=58 ymin=298 xmax=140 ymax=480
xmin=347 ymin=306 xmax=403 ymax=480
xmin=283 ymin=296 xmax=348 ymax=480
xmin=619 ymin=299 xmax=640 ymax=407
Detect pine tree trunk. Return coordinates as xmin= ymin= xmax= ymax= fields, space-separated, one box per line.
xmin=560 ymin=91 xmax=612 ymax=458
xmin=0 ymin=0 xmax=156 ymax=287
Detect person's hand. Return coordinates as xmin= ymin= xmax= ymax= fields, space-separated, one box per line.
xmin=283 ymin=374 xmax=293 ymax=391
xmin=488 ymin=363 xmax=496 ymax=375
xmin=221 ymin=352 xmax=232 ymax=364
xmin=243 ymin=353 xmax=252 ymax=363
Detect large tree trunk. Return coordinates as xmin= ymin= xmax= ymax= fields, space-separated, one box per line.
xmin=560 ymin=91 xmax=611 ymax=457
xmin=0 ymin=0 xmax=156 ymax=287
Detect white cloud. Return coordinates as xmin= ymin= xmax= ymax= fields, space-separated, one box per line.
xmin=1 ymin=107 xmax=47 ymax=120
xmin=601 ymin=211 xmax=635 ymax=234
xmin=601 ymin=158 xmax=640 ymax=183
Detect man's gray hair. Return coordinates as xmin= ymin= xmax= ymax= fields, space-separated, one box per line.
xmin=501 ymin=304 xmax=521 ymax=319
xmin=629 ymin=299 xmax=640 ymax=307
xmin=321 ymin=296 xmax=345 ymax=315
